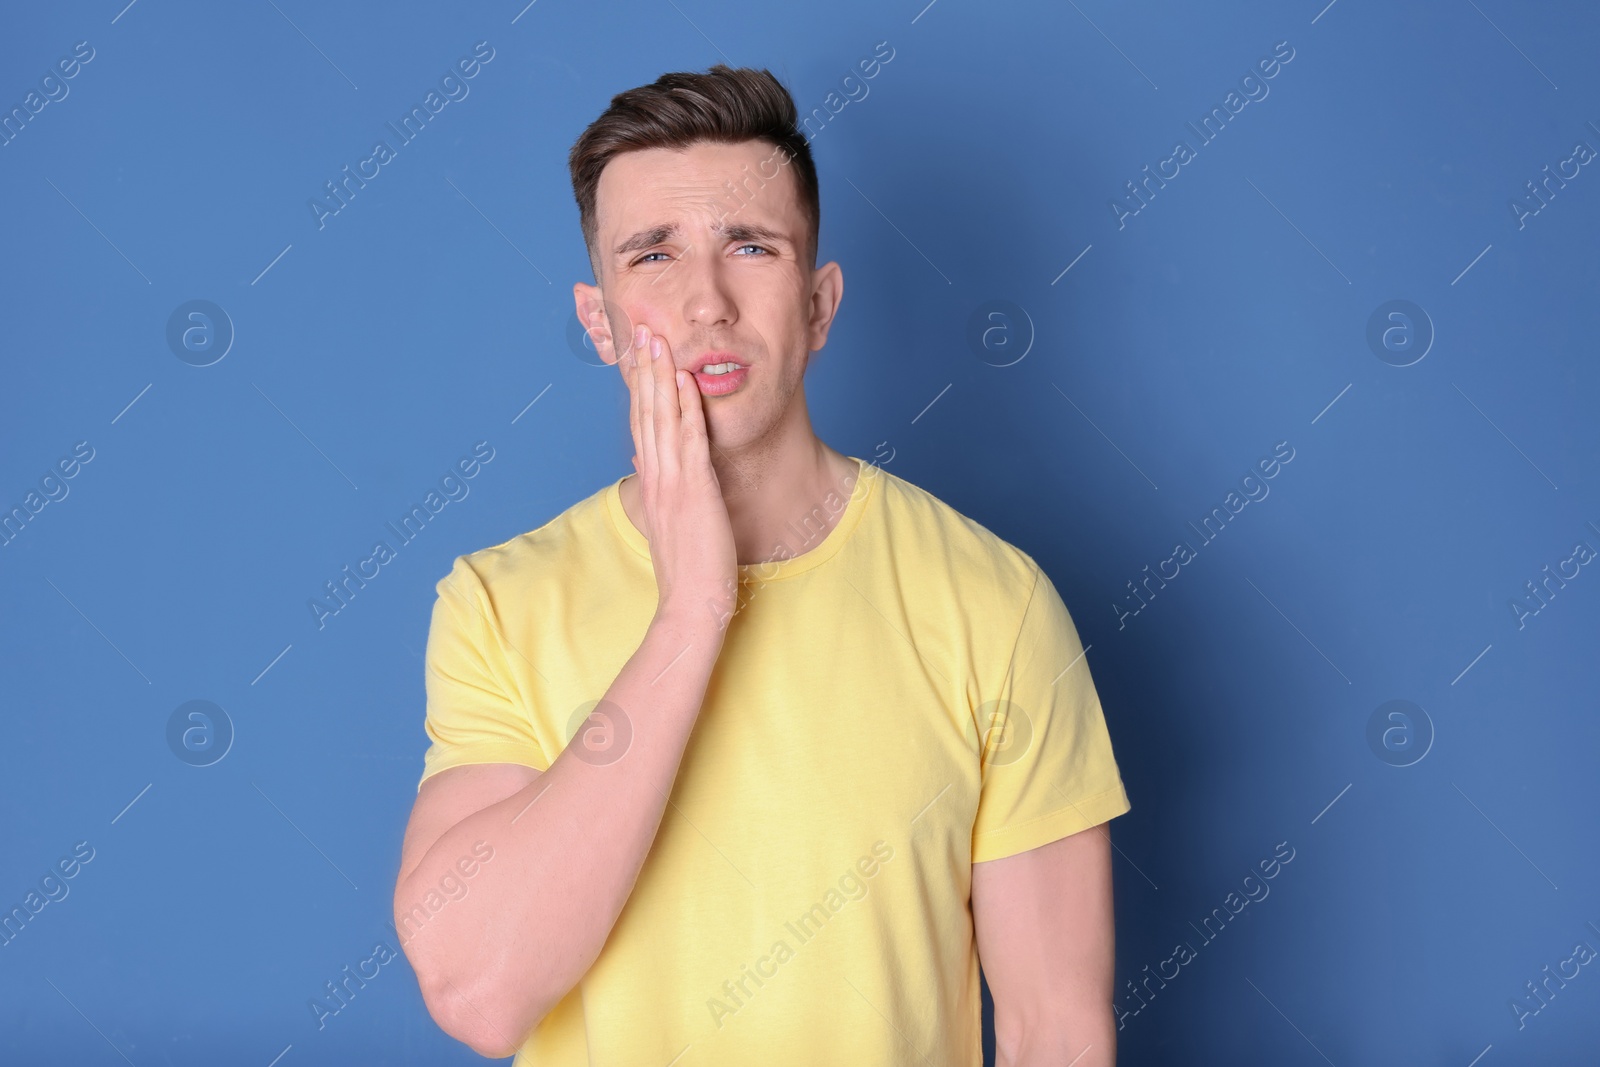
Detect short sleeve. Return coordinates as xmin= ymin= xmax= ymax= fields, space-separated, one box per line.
xmin=970 ymin=564 xmax=1131 ymax=863
xmin=417 ymin=555 xmax=551 ymax=792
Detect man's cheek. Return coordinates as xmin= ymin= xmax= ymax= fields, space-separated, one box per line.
xmin=605 ymin=304 xmax=642 ymax=362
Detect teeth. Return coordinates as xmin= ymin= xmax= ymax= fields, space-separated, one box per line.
xmin=700 ymin=362 xmax=740 ymax=375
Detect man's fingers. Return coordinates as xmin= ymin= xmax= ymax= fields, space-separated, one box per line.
xmin=677 ymin=359 xmax=716 ymax=489
xmin=637 ymin=325 xmax=657 ymax=482
xmin=678 ymin=360 xmax=705 ymax=438
xmin=649 ymin=331 xmax=681 ymax=475
xmin=626 ymin=339 xmax=642 ymax=476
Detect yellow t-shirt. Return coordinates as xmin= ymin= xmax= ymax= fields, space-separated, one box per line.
xmin=417 ymin=456 xmax=1132 ymax=1065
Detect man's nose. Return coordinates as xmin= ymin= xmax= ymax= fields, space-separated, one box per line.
xmin=680 ymin=247 xmax=737 ymax=330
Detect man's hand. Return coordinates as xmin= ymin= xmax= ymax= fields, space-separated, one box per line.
xmin=621 ymin=323 xmax=738 ymax=624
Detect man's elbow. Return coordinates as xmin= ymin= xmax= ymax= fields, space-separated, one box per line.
xmin=417 ymin=969 xmax=540 ymax=1059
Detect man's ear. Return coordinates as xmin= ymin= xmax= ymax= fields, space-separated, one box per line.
xmin=573 ymin=282 xmax=617 ymax=366
xmin=573 ymin=282 xmax=637 ymax=368
xmin=806 ymin=261 xmax=844 ymax=353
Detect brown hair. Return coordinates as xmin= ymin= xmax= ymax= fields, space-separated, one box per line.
xmin=568 ymin=64 xmax=820 ymax=279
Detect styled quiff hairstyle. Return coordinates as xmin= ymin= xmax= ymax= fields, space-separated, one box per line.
xmin=568 ymin=65 xmax=821 ymax=279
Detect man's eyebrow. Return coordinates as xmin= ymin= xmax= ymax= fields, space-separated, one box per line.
xmin=719 ymin=222 xmax=792 ymax=248
xmin=611 ymin=221 xmax=795 ymax=258
xmin=614 ymin=224 xmax=677 ymax=257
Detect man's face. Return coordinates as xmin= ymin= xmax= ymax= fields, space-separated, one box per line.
xmin=574 ymin=139 xmax=842 ymax=453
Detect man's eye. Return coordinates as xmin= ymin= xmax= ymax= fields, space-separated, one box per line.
xmin=734 ymin=244 xmax=769 ymax=256
xmin=633 ymin=251 xmax=670 ymax=265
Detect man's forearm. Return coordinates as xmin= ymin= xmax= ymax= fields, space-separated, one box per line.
xmin=397 ymin=606 xmax=724 ymax=1054
xmin=1001 ymin=1010 xmax=1116 ymax=1067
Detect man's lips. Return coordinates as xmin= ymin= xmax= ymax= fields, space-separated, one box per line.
xmin=686 ymin=351 xmax=745 ymax=373
xmin=691 ymin=363 xmax=749 ymax=396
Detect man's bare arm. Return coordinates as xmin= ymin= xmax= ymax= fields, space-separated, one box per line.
xmin=972 ymin=823 xmax=1119 ymax=1067
xmin=395 ymin=323 xmax=738 ymax=1056
xmin=394 ymin=606 xmax=724 ymax=1056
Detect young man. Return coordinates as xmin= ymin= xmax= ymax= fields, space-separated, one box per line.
xmin=393 ymin=65 xmax=1132 ymax=1066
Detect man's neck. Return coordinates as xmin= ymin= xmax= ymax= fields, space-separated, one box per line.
xmin=619 ymin=436 xmax=859 ymax=567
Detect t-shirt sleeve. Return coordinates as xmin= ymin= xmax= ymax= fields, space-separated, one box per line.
xmin=416 ymin=555 xmax=551 ymax=792
xmin=970 ymin=563 xmax=1132 ymax=863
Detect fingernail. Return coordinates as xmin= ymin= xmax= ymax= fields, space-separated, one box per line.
xmin=634 ymin=324 xmax=647 ymax=349
xmin=650 ymin=337 xmax=661 ymax=360
xmin=676 ymin=370 xmax=685 ymax=386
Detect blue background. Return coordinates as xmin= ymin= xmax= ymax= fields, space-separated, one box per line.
xmin=2 ymin=0 xmax=1597 ymax=1063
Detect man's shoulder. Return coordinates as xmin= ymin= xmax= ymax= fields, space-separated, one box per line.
xmin=436 ymin=479 xmax=618 ymax=598
xmin=870 ymin=463 xmax=1041 ymax=597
